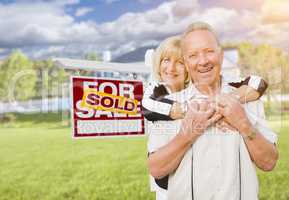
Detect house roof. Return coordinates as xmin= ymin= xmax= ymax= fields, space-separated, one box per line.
xmin=53 ymin=48 xmax=239 ymax=73
xmin=53 ymin=58 xmax=150 ymax=74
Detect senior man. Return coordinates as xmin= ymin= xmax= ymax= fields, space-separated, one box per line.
xmin=147 ymin=22 xmax=278 ymax=200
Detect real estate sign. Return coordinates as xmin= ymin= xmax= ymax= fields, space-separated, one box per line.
xmin=71 ymin=76 xmax=144 ymax=138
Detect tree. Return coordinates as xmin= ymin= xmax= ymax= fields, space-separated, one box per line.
xmin=280 ymin=53 xmax=289 ymax=94
xmin=238 ymin=42 xmax=287 ymax=112
xmin=0 ymin=49 xmax=37 ymax=102
xmin=78 ymin=52 xmax=101 ymax=76
xmin=84 ymin=52 xmax=100 ymax=61
xmin=33 ymin=59 xmax=68 ymax=98
xmin=238 ymin=43 xmax=285 ymax=91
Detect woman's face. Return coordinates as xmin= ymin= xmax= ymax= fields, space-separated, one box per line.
xmin=160 ymin=55 xmax=186 ymax=92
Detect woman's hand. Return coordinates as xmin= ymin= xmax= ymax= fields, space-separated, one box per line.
xmin=169 ymin=102 xmax=185 ymax=119
xmin=213 ymin=94 xmax=253 ymax=135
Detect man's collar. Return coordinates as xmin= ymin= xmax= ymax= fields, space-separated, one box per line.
xmin=186 ymin=76 xmax=235 ymax=98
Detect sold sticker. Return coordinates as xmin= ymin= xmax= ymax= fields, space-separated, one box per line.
xmin=81 ymin=89 xmax=139 ymax=115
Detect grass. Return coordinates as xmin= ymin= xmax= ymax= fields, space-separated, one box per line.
xmin=258 ymin=124 xmax=289 ymax=200
xmin=0 ymin=131 xmax=153 ymax=199
xmin=0 ymin=113 xmax=288 ymax=200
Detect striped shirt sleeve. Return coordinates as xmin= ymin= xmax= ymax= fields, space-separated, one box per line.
xmin=142 ymin=82 xmax=174 ymax=121
xmin=228 ymin=75 xmax=268 ymax=97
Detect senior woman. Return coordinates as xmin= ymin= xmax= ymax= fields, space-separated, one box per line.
xmin=142 ymin=36 xmax=268 ymax=200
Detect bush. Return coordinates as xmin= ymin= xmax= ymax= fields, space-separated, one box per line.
xmin=281 ymin=101 xmax=289 ymax=112
xmin=264 ymin=101 xmax=284 ymax=116
xmin=0 ymin=113 xmax=17 ymax=123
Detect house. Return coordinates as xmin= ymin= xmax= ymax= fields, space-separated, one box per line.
xmin=54 ymin=46 xmax=240 ymax=83
xmin=221 ymin=48 xmax=241 ymax=82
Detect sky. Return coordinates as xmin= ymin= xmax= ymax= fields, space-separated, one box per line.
xmin=0 ymin=0 xmax=288 ymax=59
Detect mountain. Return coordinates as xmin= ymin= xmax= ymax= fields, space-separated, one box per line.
xmin=112 ymin=45 xmax=157 ymax=63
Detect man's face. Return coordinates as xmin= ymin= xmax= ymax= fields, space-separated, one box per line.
xmin=182 ymin=30 xmax=223 ymax=87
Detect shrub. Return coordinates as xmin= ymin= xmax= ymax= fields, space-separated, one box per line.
xmin=0 ymin=113 xmax=17 ymax=123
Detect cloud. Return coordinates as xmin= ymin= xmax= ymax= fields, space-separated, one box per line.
xmin=0 ymin=1 xmax=181 ymax=58
xmin=0 ymin=2 xmax=99 ymax=48
xmin=202 ymin=0 xmax=264 ymax=10
xmin=0 ymin=0 xmax=287 ymax=60
xmin=75 ymin=7 xmax=94 ymax=17
xmin=172 ymin=0 xmax=199 ymax=18
xmin=261 ymin=0 xmax=289 ymax=24
xmin=15 ymin=0 xmax=80 ymax=6
xmin=246 ymin=22 xmax=289 ymax=50
xmin=105 ymin=0 xmax=153 ymax=4
xmin=137 ymin=0 xmax=154 ymax=4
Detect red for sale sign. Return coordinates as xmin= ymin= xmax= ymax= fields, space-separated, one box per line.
xmin=71 ymin=76 xmax=144 ymax=138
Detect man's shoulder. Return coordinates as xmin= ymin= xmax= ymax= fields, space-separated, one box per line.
xmin=244 ymin=100 xmax=264 ymax=112
xmin=221 ymin=78 xmax=238 ymax=94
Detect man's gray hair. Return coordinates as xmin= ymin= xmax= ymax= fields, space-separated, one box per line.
xmin=181 ymin=21 xmax=221 ymax=46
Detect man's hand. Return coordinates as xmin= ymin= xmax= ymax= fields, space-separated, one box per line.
xmin=213 ymin=94 xmax=278 ymax=171
xmin=216 ymin=118 xmax=237 ymax=132
xmin=148 ymin=100 xmax=215 ymax=178
xmin=180 ymin=100 xmax=215 ymax=142
xmin=213 ymin=94 xmax=253 ymax=135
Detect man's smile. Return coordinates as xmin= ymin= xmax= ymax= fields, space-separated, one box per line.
xmin=197 ymin=65 xmax=214 ymax=74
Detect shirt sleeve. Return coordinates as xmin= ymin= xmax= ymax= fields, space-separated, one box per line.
xmin=147 ymin=120 xmax=181 ymax=153
xmin=147 ymin=122 xmax=171 ymax=153
xmin=147 ymin=120 xmax=179 ymax=192
xmin=245 ymin=100 xmax=278 ymax=144
xmin=228 ymin=75 xmax=268 ymax=98
xmin=142 ymin=81 xmax=174 ymax=121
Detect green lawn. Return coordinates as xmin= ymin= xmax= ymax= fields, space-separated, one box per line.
xmin=0 ymin=113 xmax=288 ymax=200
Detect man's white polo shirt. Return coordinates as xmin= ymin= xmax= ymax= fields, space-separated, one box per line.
xmin=147 ymin=81 xmax=277 ymax=200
